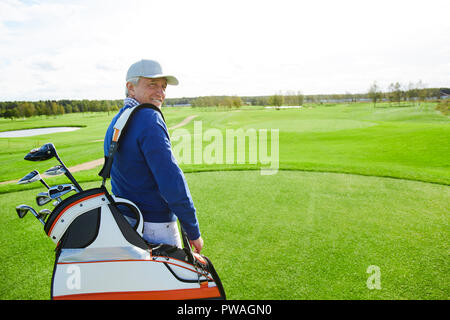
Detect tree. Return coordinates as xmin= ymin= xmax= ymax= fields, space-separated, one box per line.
xmin=416 ymin=80 xmax=427 ymax=104
xmin=231 ymin=96 xmax=242 ymax=108
xmin=406 ymin=82 xmax=418 ymax=104
xmin=268 ymin=93 xmax=284 ymax=108
xmin=295 ymin=91 xmax=304 ymax=106
xmin=387 ymin=83 xmax=396 ymax=105
xmin=23 ymin=102 xmax=36 ymax=117
xmin=4 ymin=108 xmax=18 ymax=119
xmin=368 ymin=81 xmax=382 ymax=107
xmin=50 ymin=102 xmax=59 ymax=116
xmin=393 ymin=82 xmax=402 ymax=105
xmin=284 ymin=90 xmax=304 ymax=106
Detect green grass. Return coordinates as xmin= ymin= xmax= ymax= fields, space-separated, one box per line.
xmin=175 ymin=102 xmax=450 ymax=185
xmin=0 ymin=102 xmax=448 ymax=299
xmin=1 ymin=103 xmax=448 ymax=185
xmin=1 ymin=172 xmax=448 ymax=299
xmin=190 ymin=171 xmax=449 ymax=299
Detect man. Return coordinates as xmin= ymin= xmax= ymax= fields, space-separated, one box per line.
xmin=104 ymin=59 xmax=203 ymax=253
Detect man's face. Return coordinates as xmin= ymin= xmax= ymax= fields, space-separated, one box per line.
xmin=128 ymin=77 xmax=167 ymax=108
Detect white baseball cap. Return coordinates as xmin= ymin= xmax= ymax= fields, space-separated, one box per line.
xmin=126 ymin=59 xmax=179 ymax=85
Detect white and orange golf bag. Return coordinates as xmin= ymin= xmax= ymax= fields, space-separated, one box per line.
xmin=45 ymin=187 xmax=225 ymax=300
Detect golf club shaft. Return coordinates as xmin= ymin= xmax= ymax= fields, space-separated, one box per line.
xmin=55 ymin=154 xmax=83 ymax=191
xmin=40 ymin=179 xmax=50 ymax=189
xmin=29 ymin=209 xmax=45 ymax=225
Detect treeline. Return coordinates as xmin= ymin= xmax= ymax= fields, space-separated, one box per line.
xmin=190 ymin=96 xmax=243 ymax=108
xmin=367 ymin=82 xmax=447 ymax=107
xmin=166 ymin=87 xmax=448 ymax=108
xmin=0 ymin=99 xmax=121 ymax=119
xmin=1 ymin=87 xmax=448 ymax=119
xmin=166 ymin=91 xmax=305 ymax=108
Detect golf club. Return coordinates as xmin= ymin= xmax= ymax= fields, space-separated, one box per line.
xmin=38 ymin=209 xmax=52 ymax=222
xmin=24 ymin=143 xmax=83 ymax=191
xmin=48 ymin=184 xmax=79 ymax=199
xmin=15 ymin=204 xmax=45 ymax=225
xmin=17 ymin=170 xmax=50 ymax=189
xmin=36 ymin=191 xmax=52 ymax=206
xmin=35 ymin=191 xmax=62 ymax=207
xmin=44 ymin=165 xmax=66 ymax=176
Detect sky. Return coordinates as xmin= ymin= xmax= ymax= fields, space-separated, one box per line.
xmin=0 ymin=0 xmax=449 ymax=101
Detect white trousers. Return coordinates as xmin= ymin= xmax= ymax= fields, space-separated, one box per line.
xmin=125 ymin=216 xmax=182 ymax=248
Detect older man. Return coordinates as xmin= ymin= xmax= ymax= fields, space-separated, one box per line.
xmin=104 ymin=59 xmax=203 ymax=253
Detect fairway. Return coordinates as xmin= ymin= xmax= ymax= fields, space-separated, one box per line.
xmin=0 ymin=102 xmax=449 ymax=300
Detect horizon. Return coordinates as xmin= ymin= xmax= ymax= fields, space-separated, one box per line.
xmin=1 ymin=86 xmax=448 ymax=103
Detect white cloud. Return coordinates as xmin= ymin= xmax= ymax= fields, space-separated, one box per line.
xmin=0 ymin=0 xmax=449 ymax=101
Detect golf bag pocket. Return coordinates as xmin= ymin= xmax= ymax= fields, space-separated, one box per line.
xmin=45 ymin=188 xmax=144 ymax=248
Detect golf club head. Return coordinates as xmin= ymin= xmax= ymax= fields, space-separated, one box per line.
xmin=36 ymin=192 xmax=52 ymax=206
xmin=17 ymin=170 xmax=50 ymax=189
xmin=17 ymin=170 xmax=41 ymax=185
xmin=48 ymin=184 xmax=78 ymax=199
xmin=16 ymin=204 xmax=30 ymax=218
xmin=38 ymin=209 xmax=52 ymax=221
xmin=15 ymin=204 xmax=45 ymax=225
xmin=44 ymin=165 xmax=66 ymax=176
xmin=24 ymin=143 xmax=57 ymax=161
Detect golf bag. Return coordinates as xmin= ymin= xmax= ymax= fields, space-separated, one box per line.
xmin=45 ymin=103 xmax=225 ymax=300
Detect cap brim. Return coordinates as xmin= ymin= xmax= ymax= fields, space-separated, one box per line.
xmin=141 ymin=74 xmax=179 ymax=86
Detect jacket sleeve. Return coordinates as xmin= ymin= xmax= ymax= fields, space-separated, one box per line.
xmin=136 ymin=109 xmax=201 ymax=240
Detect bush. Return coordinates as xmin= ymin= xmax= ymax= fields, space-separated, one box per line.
xmin=435 ymin=99 xmax=450 ymax=115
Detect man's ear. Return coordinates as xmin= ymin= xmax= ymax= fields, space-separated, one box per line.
xmin=126 ymin=81 xmax=135 ymax=97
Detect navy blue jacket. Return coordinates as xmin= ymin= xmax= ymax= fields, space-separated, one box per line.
xmin=104 ymin=103 xmax=200 ymax=240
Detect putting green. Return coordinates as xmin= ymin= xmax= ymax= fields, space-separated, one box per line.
xmin=2 ymin=170 xmax=447 ymax=299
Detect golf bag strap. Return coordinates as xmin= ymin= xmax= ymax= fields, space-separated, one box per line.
xmin=98 ymin=103 xmax=165 ymax=183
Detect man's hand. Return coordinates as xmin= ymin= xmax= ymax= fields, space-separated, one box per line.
xmin=189 ymin=236 xmax=204 ymax=254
